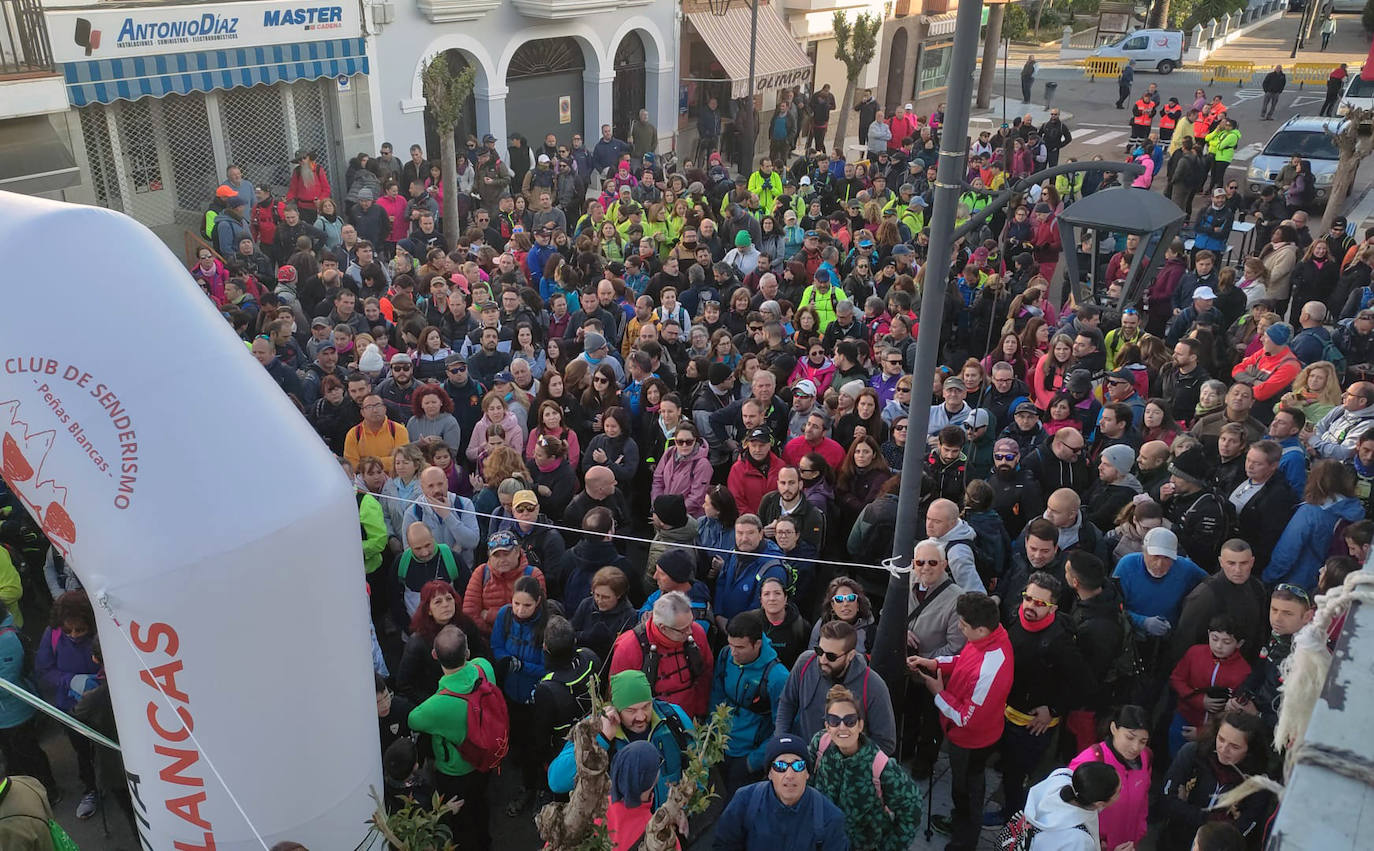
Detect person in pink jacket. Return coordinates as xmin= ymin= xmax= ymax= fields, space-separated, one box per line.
xmin=466 ymin=393 xmax=525 ymax=463
xmin=1067 ymin=704 xmax=1152 ymax=851
xmin=651 ymin=422 xmax=713 ymax=516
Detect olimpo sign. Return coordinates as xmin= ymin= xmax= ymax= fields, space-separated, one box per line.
xmin=0 ymin=192 xmax=380 ymax=849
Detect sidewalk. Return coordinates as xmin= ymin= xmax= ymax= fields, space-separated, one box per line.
xmin=971 ymin=97 xmax=1074 ymax=127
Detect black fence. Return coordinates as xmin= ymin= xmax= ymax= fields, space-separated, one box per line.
xmin=0 ymin=0 xmax=53 ymax=77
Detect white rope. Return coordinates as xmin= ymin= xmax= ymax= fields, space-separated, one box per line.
xmin=0 ymin=676 xmax=120 ymax=750
xmin=368 ymin=488 xmax=916 ymax=578
xmin=95 ymin=593 xmax=272 ymax=851
xmin=1275 ymin=571 xmax=1374 ymax=775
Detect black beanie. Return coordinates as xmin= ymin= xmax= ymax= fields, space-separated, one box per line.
xmin=655 ymin=548 xmax=696 ymax=584
xmin=653 ymin=493 xmax=689 ymax=529
xmin=708 ymin=362 xmax=734 ymax=386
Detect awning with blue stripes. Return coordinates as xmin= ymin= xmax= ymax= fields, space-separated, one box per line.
xmin=63 ymin=38 xmax=368 ymax=107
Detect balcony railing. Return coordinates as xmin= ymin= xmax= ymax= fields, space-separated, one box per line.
xmin=0 ymin=0 xmax=54 ymax=78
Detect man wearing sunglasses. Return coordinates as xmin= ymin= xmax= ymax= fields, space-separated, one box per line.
xmin=775 ymin=620 xmax=896 ymax=756
xmin=714 ymin=732 xmax=847 ymax=850
xmin=438 ymin=353 xmax=486 ymax=450
xmin=1022 ymin=427 xmax=1091 ymax=496
xmin=1227 ymin=584 xmax=1314 ymax=727
xmin=986 ymin=572 xmax=1089 ymax=827
xmin=989 ymin=438 xmax=1045 ymax=538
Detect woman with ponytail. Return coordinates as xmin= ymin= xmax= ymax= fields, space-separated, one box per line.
xmin=1020 ymin=761 xmax=1120 ymax=850
xmin=1067 ymin=705 xmax=1152 ymax=850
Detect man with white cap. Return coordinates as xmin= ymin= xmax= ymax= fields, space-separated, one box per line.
xmin=785 ymin=379 xmax=823 ymax=441
xmin=1113 ymin=526 xmax=1207 ymax=641
xmin=1165 ymin=285 xmax=1222 ymax=347
xmin=1084 ymin=445 xmax=1143 ymax=530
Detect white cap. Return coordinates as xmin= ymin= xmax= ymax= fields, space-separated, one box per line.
xmin=904 ymin=103 xmax=913 ymax=110
xmin=794 ymin=379 xmax=818 ymax=397
xmin=799 ymin=176 xmax=811 ymax=185
xmin=1143 ymin=527 xmax=1179 ymax=559
xmin=537 ymin=153 xmax=550 ymax=163
xmin=1193 ymin=286 xmax=1217 ymax=301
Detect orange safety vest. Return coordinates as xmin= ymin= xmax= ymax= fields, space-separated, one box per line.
xmin=1159 ymin=104 xmax=1182 ymax=130
xmin=1196 ymin=103 xmax=1225 ymax=136
xmin=1132 ymin=98 xmax=1154 ymax=127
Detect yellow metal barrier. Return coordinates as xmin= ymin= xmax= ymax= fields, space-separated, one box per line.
xmin=1289 ymin=62 xmax=1338 ymax=89
xmin=1202 ymin=60 xmax=1255 ymax=86
xmin=1081 ymin=56 xmax=1128 ymax=80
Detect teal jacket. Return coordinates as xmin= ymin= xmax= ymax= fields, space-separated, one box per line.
xmin=547 ymin=698 xmax=694 ymax=806
xmin=710 ymin=641 xmax=789 ymax=770
xmin=0 ymin=614 xmax=34 ymax=728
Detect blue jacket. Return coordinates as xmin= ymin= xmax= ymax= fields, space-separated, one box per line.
xmin=0 ymin=614 xmax=35 ymax=728
xmin=640 ymin=581 xmax=714 ymax=634
xmin=491 ymin=606 xmax=548 ymax=703
xmin=548 ymin=699 xmax=694 ymax=806
xmin=1264 ymin=496 xmax=1365 ymax=590
xmin=1273 ymin=436 xmax=1308 ymax=495
xmin=527 ymin=241 xmax=558 ymax=287
xmin=714 ymin=781 xmax=850 ymax=850
xmin=710 ymin=641 xmax=789 ymax=770
xmin=1112 ymin=552 xmax=1207 ymax=630
xmin=716 ymin=541 xmax=788 ymax=620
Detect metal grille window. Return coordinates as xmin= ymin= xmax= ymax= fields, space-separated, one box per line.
xmin=292 ymin=81 xmax=330 ymax=183
xmin=162 ymin=94 xmax=216 ymax=215
xmin=220 ymin=85 xmax=291 ymax=194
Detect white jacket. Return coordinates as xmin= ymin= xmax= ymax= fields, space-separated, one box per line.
xmin=1024 ymin=768 xmax=1101 ymax=851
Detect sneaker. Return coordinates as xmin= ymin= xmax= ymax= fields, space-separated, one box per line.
xmin=46 ymin=787 xmax=62 ymax=808
xmin=982 ymin=808 xmax=1007 ymax=827
xmin=76 ymin=790 xmax=98 ymax=819
xmin=929 ymin=813 xmax=954 ymax=836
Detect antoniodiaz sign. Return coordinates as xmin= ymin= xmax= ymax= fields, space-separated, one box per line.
xmin=46 ymin=1 xmax=362 ymax=64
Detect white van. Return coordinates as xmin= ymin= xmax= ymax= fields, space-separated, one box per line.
xmin=1091 ymin=29 xmax=1186 ymax=74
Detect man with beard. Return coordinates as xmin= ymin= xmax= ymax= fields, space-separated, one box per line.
xmin=301 ymin=340 xmax=349 ymax=406
xmin=989 ymin=438 xmax=1045 ymax=538
xmin=286 ymin=149 xmax=331 ymax=222
xmin=1160 ymin=338 xmax=1209 ymax=427
xmin=774 ymin=620 xmax=896 ymax=754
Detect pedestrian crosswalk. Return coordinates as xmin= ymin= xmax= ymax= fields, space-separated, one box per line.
xmin=1062 ymin=124 xmax=1265 ymax=162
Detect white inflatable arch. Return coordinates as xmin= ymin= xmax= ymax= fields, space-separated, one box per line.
xmin=0 ymin=192 xmax=379 ymax=848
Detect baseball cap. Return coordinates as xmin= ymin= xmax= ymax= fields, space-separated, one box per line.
xmin=1014 ymin=401 xmax=1039 ymax=415
xmin=493 ymin=370 xmax=515 ymax=384
xmin=1143 ymin=527 xmax=1179 ymax=559
xmin=745 ymin=426 xmax=772 ymax=443
xmin=445 ymin=353 xmax=467 ymax=366
xmin=487 ymin=530 xmax=519 ymax=552
xmin=943 ymin=376 xmax=967 ymax=391
xmin=1192 ymin=286 xmax=1217 ymax=300
xmin=482 ymin=134 xmax=497 ymax=143
xmin=512 ymin=490 xmax=539 ymax=510
xmin=965 ymin=408 xmax=991 ymax=429
xmin=277 ymin=266 xmax=299 ymax=283
xmin=891 ymin=244 xmax=913 ymax=256
xmin=310 ymin=316 xmax=330 ymax=329
xmin=794 ymin=379 xmax=818 ymax=397
xmin=537 ymin=154 xmax=550 ymax=163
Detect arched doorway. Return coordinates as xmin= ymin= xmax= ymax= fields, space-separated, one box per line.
xmin=612 ymin=32 xmax=647 ymax=141
xmin=506 ymin=37 xmax=586 ymax=150
xmin=423 ymin=50 xmax=479 ymax=165
xmin=885 ymin=28 xmax=909 ymax=113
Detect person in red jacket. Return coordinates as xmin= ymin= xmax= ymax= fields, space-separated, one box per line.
xmin=287 ymin=148 xmax=332 ymax=223
xmin=610 ymin=590 xmax=714 ymax=718
xmin=727 ymin=427 xmax=785 ymax=515
xmin=461 ymin=530 xmax=546 ymax=636
xmin=1030 ymin=202 xmax=1061 ymax=282
xmin=908 ymin=591 xmax=1013 ymax=851
xmin=1168 ymin=613 xmax=1251 ymax=758
xmin=1231 ymin=322 xmax=1301 ymax=406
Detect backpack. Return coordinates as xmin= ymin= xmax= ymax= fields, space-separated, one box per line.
xmin=634 ymin=620 xmax=705 ymax=686
xmin=438 ymin=668 xmax=510 ymax=772
xmin=736 ymin=657 xmax=781 ymax=719
xmin=817 ymin=734 xmax=892 ymax=816
xmin=398 ymin=544 xmax=458 ymax=583
xmin=947 ymin=537 xmax=1002 ymax=591
xmin=996 ymin=808 xmax=1090 ymax=851
xmin=1101 ymin=578 xmax=1145 ymax=699
xmin=1320 ymin=333 xmax=1348 ymax=381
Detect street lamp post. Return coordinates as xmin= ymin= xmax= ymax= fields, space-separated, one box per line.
xmin=709 ymin=0 xmax=761 ymax=172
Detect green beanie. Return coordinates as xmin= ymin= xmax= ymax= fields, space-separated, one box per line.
xmin=734 ymin=230 xmax=752 ymax=248
xmin=610 ymin=670 xmax=654 ymax=711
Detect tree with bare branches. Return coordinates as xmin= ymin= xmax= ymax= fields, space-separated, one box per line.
xmin=1322 ymin=109 xmax=1374 ymax=233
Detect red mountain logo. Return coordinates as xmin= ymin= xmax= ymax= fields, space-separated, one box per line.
xmin=0 ymin=400 xmax=77 ymax=555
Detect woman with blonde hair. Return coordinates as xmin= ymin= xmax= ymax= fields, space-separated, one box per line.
xmin=1237 ymin=256 xmax=1270 ymax=308
xmin=1278 ymin=360 xmax=1342 ymax=422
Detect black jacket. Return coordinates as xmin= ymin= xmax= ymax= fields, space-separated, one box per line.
xmin=763 ymin=604 xmax=812 ymax=669
xmin=1022 ymin=442 xmax=1094 ymax=496
xmin=1165 ymin=487 xmax=1229 ymax=573
xmin=1003 ymin=614 xmax=1089 ymax=717
xmin=1065 ymin=584 xmax=1127 ymax=711
xmin=988 ymin=466 xmax=1046 ymax=538
xmin=1171 ymin=573 xmax=1270 ymax=666
xmin=1159 ymin=365 xmax=1209 ymax=425
xmin=1233 ymin=475 xmax=1297 ymax=572
xmin=571 ymin=596 xmax=637 ymax=674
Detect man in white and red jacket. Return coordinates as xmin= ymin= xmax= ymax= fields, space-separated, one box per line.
xmin=909 ymin=589 xmax=1013 ymax=851
xmin=610 ymin=590 xmax=714 ymax=718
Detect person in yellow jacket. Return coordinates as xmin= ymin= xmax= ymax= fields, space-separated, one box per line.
xmin=799 ymin=268 xmax=843 ymax=330
xmin=747 ymin=161 xmax=784 ymax=215
xmin=898 ymin=196 xmax=927 ymax=236
xmin=1167 ymin=109 xmax=1197 ymax=158
xmin=1055 ymin=169 xmax=1084 ymax=204
xmin=1204 ymin=118 xmax=1241 ymax=194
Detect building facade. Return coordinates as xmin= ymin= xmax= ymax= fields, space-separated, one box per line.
xmin=26 ymin=0 xmax=373 ymax=244
xmin=369 ymin=0 xmax=678 ymax=166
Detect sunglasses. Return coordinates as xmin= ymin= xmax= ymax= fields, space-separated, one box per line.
xmin=894 ymin=424 xmax=908 ymax=431
xmin=392 ymin=364 xmax=412 ymax=370
xmin=912 ymin=558 xmax=942 ymax=567
xmin=833 ymin=593 xmax=858 ymax=604
xmin=1063 ymin=444 xmax=1085 ymax=455
xmin=824 ymin=713 xmax=860 ymax=728
xmin=448 ymin=365 xmax=467 ymax=372
xmin=1275 ymin=583 xmax=1312 ymax=605
xmin=772 ymin=758 xmax=808 ymax=773
xmin=675 ymin=438 xmax=696 ymax=446
xmin=1022 ymin=593 xmax=1055 ymax=608
xmin=593 ymin=376 xmax=610 ymax=384
xmin=812 ymin=646 xmax=847 ymax=662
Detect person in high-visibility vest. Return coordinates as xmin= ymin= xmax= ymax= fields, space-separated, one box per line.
xmin=1158 ymin=97 xmax=1183 ymax=144
xmin=1204 ymin=118 xmax=1241 ymax=194
xmin=1130 ymin=95 xmax=1156 ymax=141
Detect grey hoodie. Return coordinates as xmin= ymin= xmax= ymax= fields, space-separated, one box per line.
xmin=775 ymin=650 xmax=896 ymax=755
xmin=932 ymin=519 xmax=987 ymax=593
xmin=1311 ymin=403 xmax=1374 ymax=460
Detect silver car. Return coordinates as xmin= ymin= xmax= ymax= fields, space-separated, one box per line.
xmin=1246 ymin=116 xmax=1347 ymax=205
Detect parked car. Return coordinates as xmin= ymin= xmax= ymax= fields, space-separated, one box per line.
xmin=1338 ymin=70 xmax=1374 ymax=116
xmin=1091 ymin=28 xmax=1185 ymax=74
xmin=1329 ymin=0 xmax=1364 ymax=13
xmin=1247 ymin=116 xmax=1347 ymax=206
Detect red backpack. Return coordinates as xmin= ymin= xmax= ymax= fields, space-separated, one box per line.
xmin=439 ymin=668 xmax=510 ymax=772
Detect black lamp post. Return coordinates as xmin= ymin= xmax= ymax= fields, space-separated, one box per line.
xmin=708 ymin=0 xmax=760 ymax=172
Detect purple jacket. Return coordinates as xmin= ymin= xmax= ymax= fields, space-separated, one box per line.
xmin=652 ymin=442 xmax=713 ymax=516
xmin=35 ymin=626 xmax=100 ymax=712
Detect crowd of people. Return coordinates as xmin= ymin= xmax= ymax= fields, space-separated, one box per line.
xmin=3 ymin=84 xmax=1373 ymax=850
